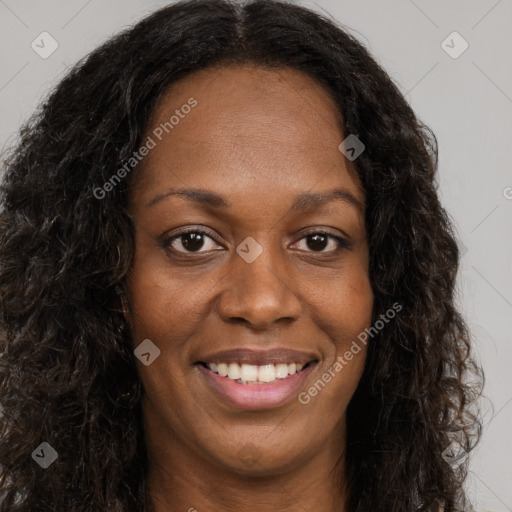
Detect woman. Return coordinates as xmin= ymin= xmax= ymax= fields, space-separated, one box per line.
xmin=0 ymin=0 xmax=483 ymax=510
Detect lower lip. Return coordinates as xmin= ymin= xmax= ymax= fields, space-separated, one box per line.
xmin=196 ymin=363 xmax=317 ymax=410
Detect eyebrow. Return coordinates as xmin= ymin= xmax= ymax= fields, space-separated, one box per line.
xmin=145 ymin=187 xmax=363 ymax=213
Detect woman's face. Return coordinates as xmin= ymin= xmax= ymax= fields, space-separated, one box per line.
xmin=126 ymin=64 xmax=373 ymax=478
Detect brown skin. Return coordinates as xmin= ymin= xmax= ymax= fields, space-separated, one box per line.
xmin=125 ymin=64 xmax=374 ymax=512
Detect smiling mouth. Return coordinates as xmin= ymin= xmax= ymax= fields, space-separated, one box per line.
xmin=195 ymin=359 xmax=319 ymax=410
xmin=196 ymin=360 xmax=318 ymax=385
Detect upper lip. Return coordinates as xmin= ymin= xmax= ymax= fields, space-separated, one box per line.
xmin=196 ymin=348 xmax=319 ymax=366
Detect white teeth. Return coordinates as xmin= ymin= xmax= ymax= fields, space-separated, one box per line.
xmin=275 ymin=364 xmax=289 ymax=378
xmin=217 ymin=363 xmax=228 ymax=377
xmin=227 ymin=363 xmax=241 ymax=380
xmin=205 ymin=361 xmax=311 ymax=384
xmin=258 ymin=364 xmax=276 ymax=382
xmin=240 ymin=364 xmax=258 ymax=381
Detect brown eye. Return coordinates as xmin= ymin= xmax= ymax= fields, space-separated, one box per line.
xmin=293 ymin=232 xmax=351 ymax=253
xmin=305 ymin=233 xmax=329 ymax=251
xmin=164 ymin=230 xmax=222 ymax=254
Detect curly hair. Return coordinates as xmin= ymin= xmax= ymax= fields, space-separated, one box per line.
xmin=0 ymin=0 xmax=484 ymax=510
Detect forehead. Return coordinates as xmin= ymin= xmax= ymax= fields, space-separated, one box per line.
xmin=131 ymin=64 xmax=364 ymax=210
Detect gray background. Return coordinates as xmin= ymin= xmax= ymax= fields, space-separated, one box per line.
xmin=0 ymin=1 xmax=510 ymax=510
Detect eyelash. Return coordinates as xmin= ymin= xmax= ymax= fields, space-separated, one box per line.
xmin=161 ymin=227 xmax=352 ymax=256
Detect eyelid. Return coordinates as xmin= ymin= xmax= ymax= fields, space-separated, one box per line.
xmin=160 ymin=226 xmax=223 ymax=252
xmin=297 ymin=227 xmax=351 ymax=242
xmin=161 ymin=225 xmax=353 ymax=255
xmin=291 ymin=229 xmax=353 ymax=253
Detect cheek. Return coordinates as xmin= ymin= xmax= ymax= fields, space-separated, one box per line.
xmin=126 ymin=242 xmax=215 ymax=346
xmin=300 ymin=297 xmax=372 ymax=419
xmin=126 ymin=256 xmax=203 ymax=414
xmin=128 ymin=275 xmax=196 ymax=345
xmin=339 ymin=271 xmax=374 ymax=342
xmin=305 ymin=265 xmax=373 ymax=397
xmin=309 ymin=262 xmax=374 ymax=346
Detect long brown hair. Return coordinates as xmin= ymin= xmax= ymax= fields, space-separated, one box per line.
xmin=0 ymin=1 xmax=483 ymax=510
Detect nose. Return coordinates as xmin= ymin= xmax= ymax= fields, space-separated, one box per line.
xmin=217 ymin=245 xmax=302 ymax=330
